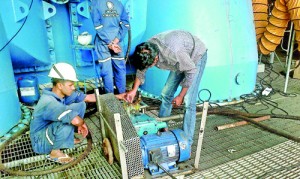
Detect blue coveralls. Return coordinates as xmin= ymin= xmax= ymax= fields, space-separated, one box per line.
xmin=30 ymin=89 xmax=86 ymax=154
xmin=91 ymin=0 xmax=130 ymax=94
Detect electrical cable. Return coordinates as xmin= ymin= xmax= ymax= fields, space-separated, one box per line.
xmin=234 ymin=61 xmax=297 ymax=115
xmin=156 ymin=162 xmax=177 ymax=179
xmin=0 ymin=0 xmax=33 ymax=52
xmin=268 ymin=64 xmax=298 ymax=97
xmin=125 ymin=28 xmax=131 ymax=63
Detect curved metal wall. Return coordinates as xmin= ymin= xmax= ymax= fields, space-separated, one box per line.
xmin=1 ymin=0 xmax=145 ymax=80
xmin=0 ymin=0 xmax=258 ymax=114
xmin=138 ymin=0 xmax=258 ymax=102
xmin=0 ymin=16 xmax=21 ymax=136
xmin=0 ymin=0 xmax=53 ymax=73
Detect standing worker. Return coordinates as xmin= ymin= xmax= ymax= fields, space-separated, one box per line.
xmin=91 ymin=0 xmax=130 ymax=94
xmin=125 ymin=30 xmax=208 ymax=146
xmin=30 ymin=63 xmax=96 ymax=164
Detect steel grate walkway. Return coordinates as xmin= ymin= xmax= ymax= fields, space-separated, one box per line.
xmin=2 ymin=57 xmax=300 ymax=178
xmin=186 ymin=140 xmax=300 ymax=178
xmin=1 ymin=113 xmax=122 ymax=179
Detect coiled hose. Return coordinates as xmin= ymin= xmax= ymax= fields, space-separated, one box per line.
xmin=0 ymin=128 xmax=93 ymax=176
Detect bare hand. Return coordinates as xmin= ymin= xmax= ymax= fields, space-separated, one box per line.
xmin=125 ymin=90 xmax=137 ymax=103
xmin=78 ymin=123 xmax=89 ymax=138
xmin=172 ymin=96 xmax=184 ymax=107
xmin=108 ymin=43 xmax=122 ymax=53
xmin=115 ymin=93 xmax=126 ymax=100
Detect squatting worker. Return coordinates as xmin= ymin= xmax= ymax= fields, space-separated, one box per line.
xmin=125 ymin=30 xmax=208 ymax=146
xmin=30 ymin=63 xmax=96 ymax=164
xmin=91 ymin=0 xmax=130 ymax=94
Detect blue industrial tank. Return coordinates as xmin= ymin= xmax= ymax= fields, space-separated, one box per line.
xmin=0 ymin=0 xmax=147 ymax=80
xmin=0 ymin=0 xmax=258 ymax=126
xmin=0 ymin=16 xmax=21 ymax=136
xmin=17 ymin=76 xmax=40 ymax=105
xmin=138 ymin=0 xmax=258 ymax=102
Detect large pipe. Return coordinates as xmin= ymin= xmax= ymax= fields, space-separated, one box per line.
xmin=252 ymin=0 xmax=269 ymax=40
xmin=256 ymin=0 xmax=300 ymax=55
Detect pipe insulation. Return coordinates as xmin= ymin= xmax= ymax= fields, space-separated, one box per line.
xmin=257 ymin=0 xmax=300 ymax=55
xmin=252 ymin=0 xmax=269 ymax=40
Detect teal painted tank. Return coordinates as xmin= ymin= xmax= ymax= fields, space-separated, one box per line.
xmin=0 ymin=16 xmax=21 ymax=136
xmin=138 ymin=0 xmax=258 ymax=102
xmin=0 ymin=0 xmax=258 ymax=137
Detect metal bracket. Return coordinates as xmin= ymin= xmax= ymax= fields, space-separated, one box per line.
xmin=11 ymin=0 xmax=29 ymax=22
xmin=42 ymin=1 xmax=56 ymax=20
xmin=77 ymin=1 xmax=90 ymax=19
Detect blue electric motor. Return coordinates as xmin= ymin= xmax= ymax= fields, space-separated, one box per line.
xmin=17 ymin=76 xmax=40 ymax=105
xmin=140 ymin=129 xmax=191 ymax=175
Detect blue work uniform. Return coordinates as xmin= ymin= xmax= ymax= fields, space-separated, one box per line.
xmin=30 ymin=89 xmax=86 ymax=154
xmin=91 ymin=0 xmax=130 ymax=94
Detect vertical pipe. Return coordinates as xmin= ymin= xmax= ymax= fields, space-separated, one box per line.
xmin=284 ymin=27 xmax=295 ymax=93
xmin=269 ymin=52 xmax=274 ymax=64
xmin=95 ymin=88 xmax=105 ymax=139
xmin=194 ymin=102 xmax=209 ymax=169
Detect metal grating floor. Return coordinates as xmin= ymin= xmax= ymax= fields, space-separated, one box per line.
xmin=1 ymin=54 xmax=300 ymax=178
xmin=186 ymin=140 xmax=300 ymax=178
xmin=1 ymin=114 xmax=122 ymax=179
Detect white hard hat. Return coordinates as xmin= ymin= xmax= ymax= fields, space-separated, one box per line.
xmin=48 ymin=63 xmax=79 ymax=82
xmin=77 ymin=32 xmax=92 ymax=46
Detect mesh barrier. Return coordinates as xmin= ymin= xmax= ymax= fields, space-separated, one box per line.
xmin=99 ymin=94 xmax=144 ymax=178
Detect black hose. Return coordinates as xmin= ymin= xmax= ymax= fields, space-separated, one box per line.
xmin=125 ymin=28 xmax=131 ymax=63
xmin=145 ymin=104 xmax=300 ymax=143
xmin=208 ymin=108 xmax=300 ymax=142
xmin=236 ymin=114 xmax=300 ymax=142
xmin=208 ymin=108 xmax=300 ymax=121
